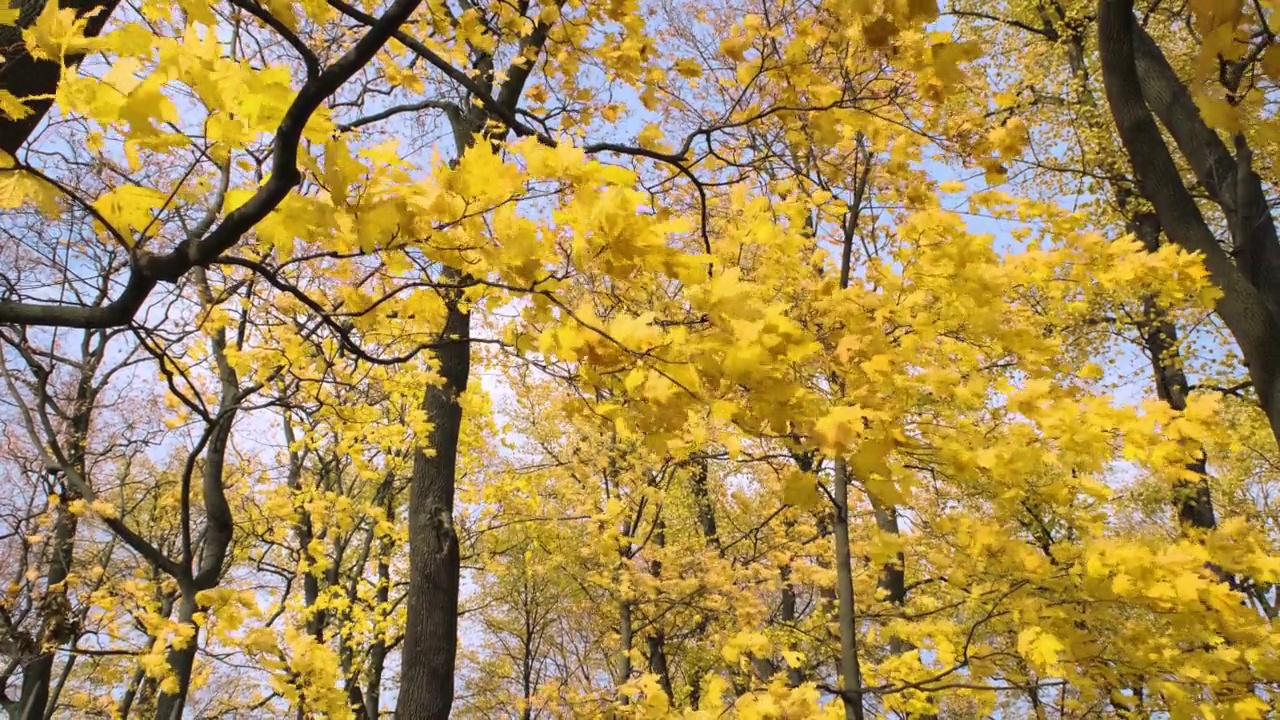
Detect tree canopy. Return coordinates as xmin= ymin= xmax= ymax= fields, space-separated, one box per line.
xmin=0 ymin=0 xmax=1278 ymax=718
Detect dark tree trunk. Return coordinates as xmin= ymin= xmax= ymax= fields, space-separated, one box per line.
xmin=364 ymin=536 xmax=391 ymax=719
xmin=1099 ymin=0 xmax=1280 ymax=447
xmin=1128 ymin=211 xmax=1216 ymax=530
xmin=395 ymin=280 xmax=470 ymax=720
xmin=645 ymin=518 xmax=673 ymax=701
xmin=151 ymin=592 xmax=199 ymax=720
xmin=154 ymin=275 xmax=240 ymax=720
xmin=391 ymin=7 xmax=556 ymax=715
xmin=778 ymin=563 xmax=804 ymax=688
xmin=15 ymin=496 xmax=76 ymax=720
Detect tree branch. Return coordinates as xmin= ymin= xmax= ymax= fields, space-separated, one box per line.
xmin=0 ymin=0 xmax=427 ymax=329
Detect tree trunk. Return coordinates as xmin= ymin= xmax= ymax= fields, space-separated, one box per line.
xmin=832 ymin=458 xmax=864 ymax=720
xmin=15 ymin=496 xmax=76 ymax=720
xmin=1127 ymin=211 xmax=1216 ymax=530
xmin=395 ymin=273 xmax=470 ymax=720
xmin=154 ymin=272 xmax=240 ymax=720
xmin=391 ymin=7 xmax=559 ymax=713
xmin=689 ymin=457 xmax=720 ymax=553
xmin=1098 ymin=0 xmax=1280 ymax=447
xmin=1054 ymin=14 xmax=1221 ymax=533
xmin=151 ymin=592 xmax=199 ymax=720
xmin=618 ymin=595 xmax=633 ymax=689
xmin=644 ymin=518 xmax=673 ymax=701
xmin=117 ymin=591 xmax=174 ymax=719
xmin=364 ymin=488 xmax=393 ymax=720
xmin=778 ymin=562 xmax=804 ymax=688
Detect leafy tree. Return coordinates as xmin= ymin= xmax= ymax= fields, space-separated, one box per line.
xmin=0 ymin=0 xmax=1277 ymax=719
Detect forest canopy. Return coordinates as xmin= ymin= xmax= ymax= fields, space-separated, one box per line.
xmin=0 ymin=0 xmax=1278 ymax=718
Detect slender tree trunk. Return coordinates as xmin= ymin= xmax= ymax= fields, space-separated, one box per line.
xmin=117 ymin=667 xmax=148 ymax=720
xmin=830 ymin=157 xmax=867 ymax=720
xmin=778 ymin=562 xmax=804 ymax=688
xmin=1128 ymin=211 xmax=1216 ymax=530
xmin=685 ymin=456 xmax=721 ymax=709
xmin=520 ymin=584 xmax=535 ymax=720
xmin=154 ymin=271 xmax=240 ymax=720
xmin=396 ymin=261 xmax=470 ymax=719
xmin=644 ymin=518 xmax=673 ymax=701
xmin=387 ymin=6 xmax=560 ymax=712
xmin=832 ymin=458 xmax=864 ymax=720
xmin=364 ymin=491 xmax=393 ymax=720
xmin=118 ymin=591 xmax=174 ymax=719
xmin=341 ymin=523 xmax=375 ymax=717
xmin=42 ymin=647 xmax=75 ymax=720
xmin=1099 ymin=0 xmax=1280 ymax=447
xmin=15 ymin=496 xmax=76 ymax=720
xmin=618 ymin=595 xmax=633 ymax=689
xmin=151 ymin=591 xmax=199 ymax=720
xmin=689 ymin=457 xmax=720 ymax=553
xmin=617 ymin=505 xmax=635 ymax=699
xmin=13 ymin=331 xmax=101 ymax=720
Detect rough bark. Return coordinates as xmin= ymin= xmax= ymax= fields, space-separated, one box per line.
xmin=14 ymin=488 xmax=76 ymax=720
xmin=644 ymin=517 xmax=673 ymax=701
xmin=832 ymin=458 xmax=865 ymax=720
xmin=116 ymin=591 xmax=174 ymax=719
xmin=0 ymin=323 xmax=112 ymax=719
xmin=152 ymin=272 xmax=241 ymax=720
xmin=151 ymin=592 xmax=199 ymax=720
xmin=777 ymin=563 xmax=804 ymax=688
xmin=395 ymin=278 xmax=469 ymax=720
xmin=689 ymin=457 xmax=720 ymax=553
xmin=13 ymin=376 xmax=93 ymax=720
xmin=1059 ymin=8 xmax=1220 ymax=531
xmin=392 ymin=4 xmax=555 ymax=712
xmin=364 ymin=484 xmax=394 ymax=719
xmin=1098 ymin=0 xmax=1280 ymax=447
xmin=684 ymin=456 xmax=724 ymax=708
xmin=867 ymin=497 xmax=908 ymax=648
xmin=1129 ymin=26 xmax=1280 ymax=306
xmin=1046 ymin=14 xmax=1221 ymax=532
xmin=1129 ymin=211 xmax=1216 ymax=530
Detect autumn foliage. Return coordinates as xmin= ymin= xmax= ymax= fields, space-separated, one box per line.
xmin=0 ymin=0 xmax=1277 ymax=718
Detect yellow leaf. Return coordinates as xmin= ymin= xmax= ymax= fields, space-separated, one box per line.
xmin=1263 ymin=47 xmax=1280 ymax=81
xmin=93 ymin=184 xmax=170 ymax=242
xmin=861 ymin=17 xmax=900 ymax=48
xmin=1194 ymin=92 xmax=1240 ymax=132
xmin=813 ymin=405 xmax=869 ymax=454
xmin=897 ymin=0 xmax=938 ymax=23
xmin=624 ymin=368 xmax=646 ymax=394
xmin=673 ymin=57 xmax=702 ymax=78
xmin=1017 ymin=627 xmax=1065 ymax=673
xmin=859 ymin=353 xmax=894 ymax=377
xmin=0 ymin=90 xmax=30 ymax=121
xmin=781 ymin=471 xmax=821 ymax=510
xmin=637 ymin=123 xmax=665 ymax=149
xmin=720 ymin=35 xmax=749 ymax=62
xmin=1189 ymin=0 xmax=1242 ymax=33
xmin=1231 ymin=696 xmax=1271 ymax=720
xmin=22 ymin=0 xmax=94 ymax=60
xmin=850 ymin=439 xmax=893 ymax=480
xmin=1174 ymin=572 xmax=1203 ymax=602
xmin=89 ymin=499 xmax=119 ymax=520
